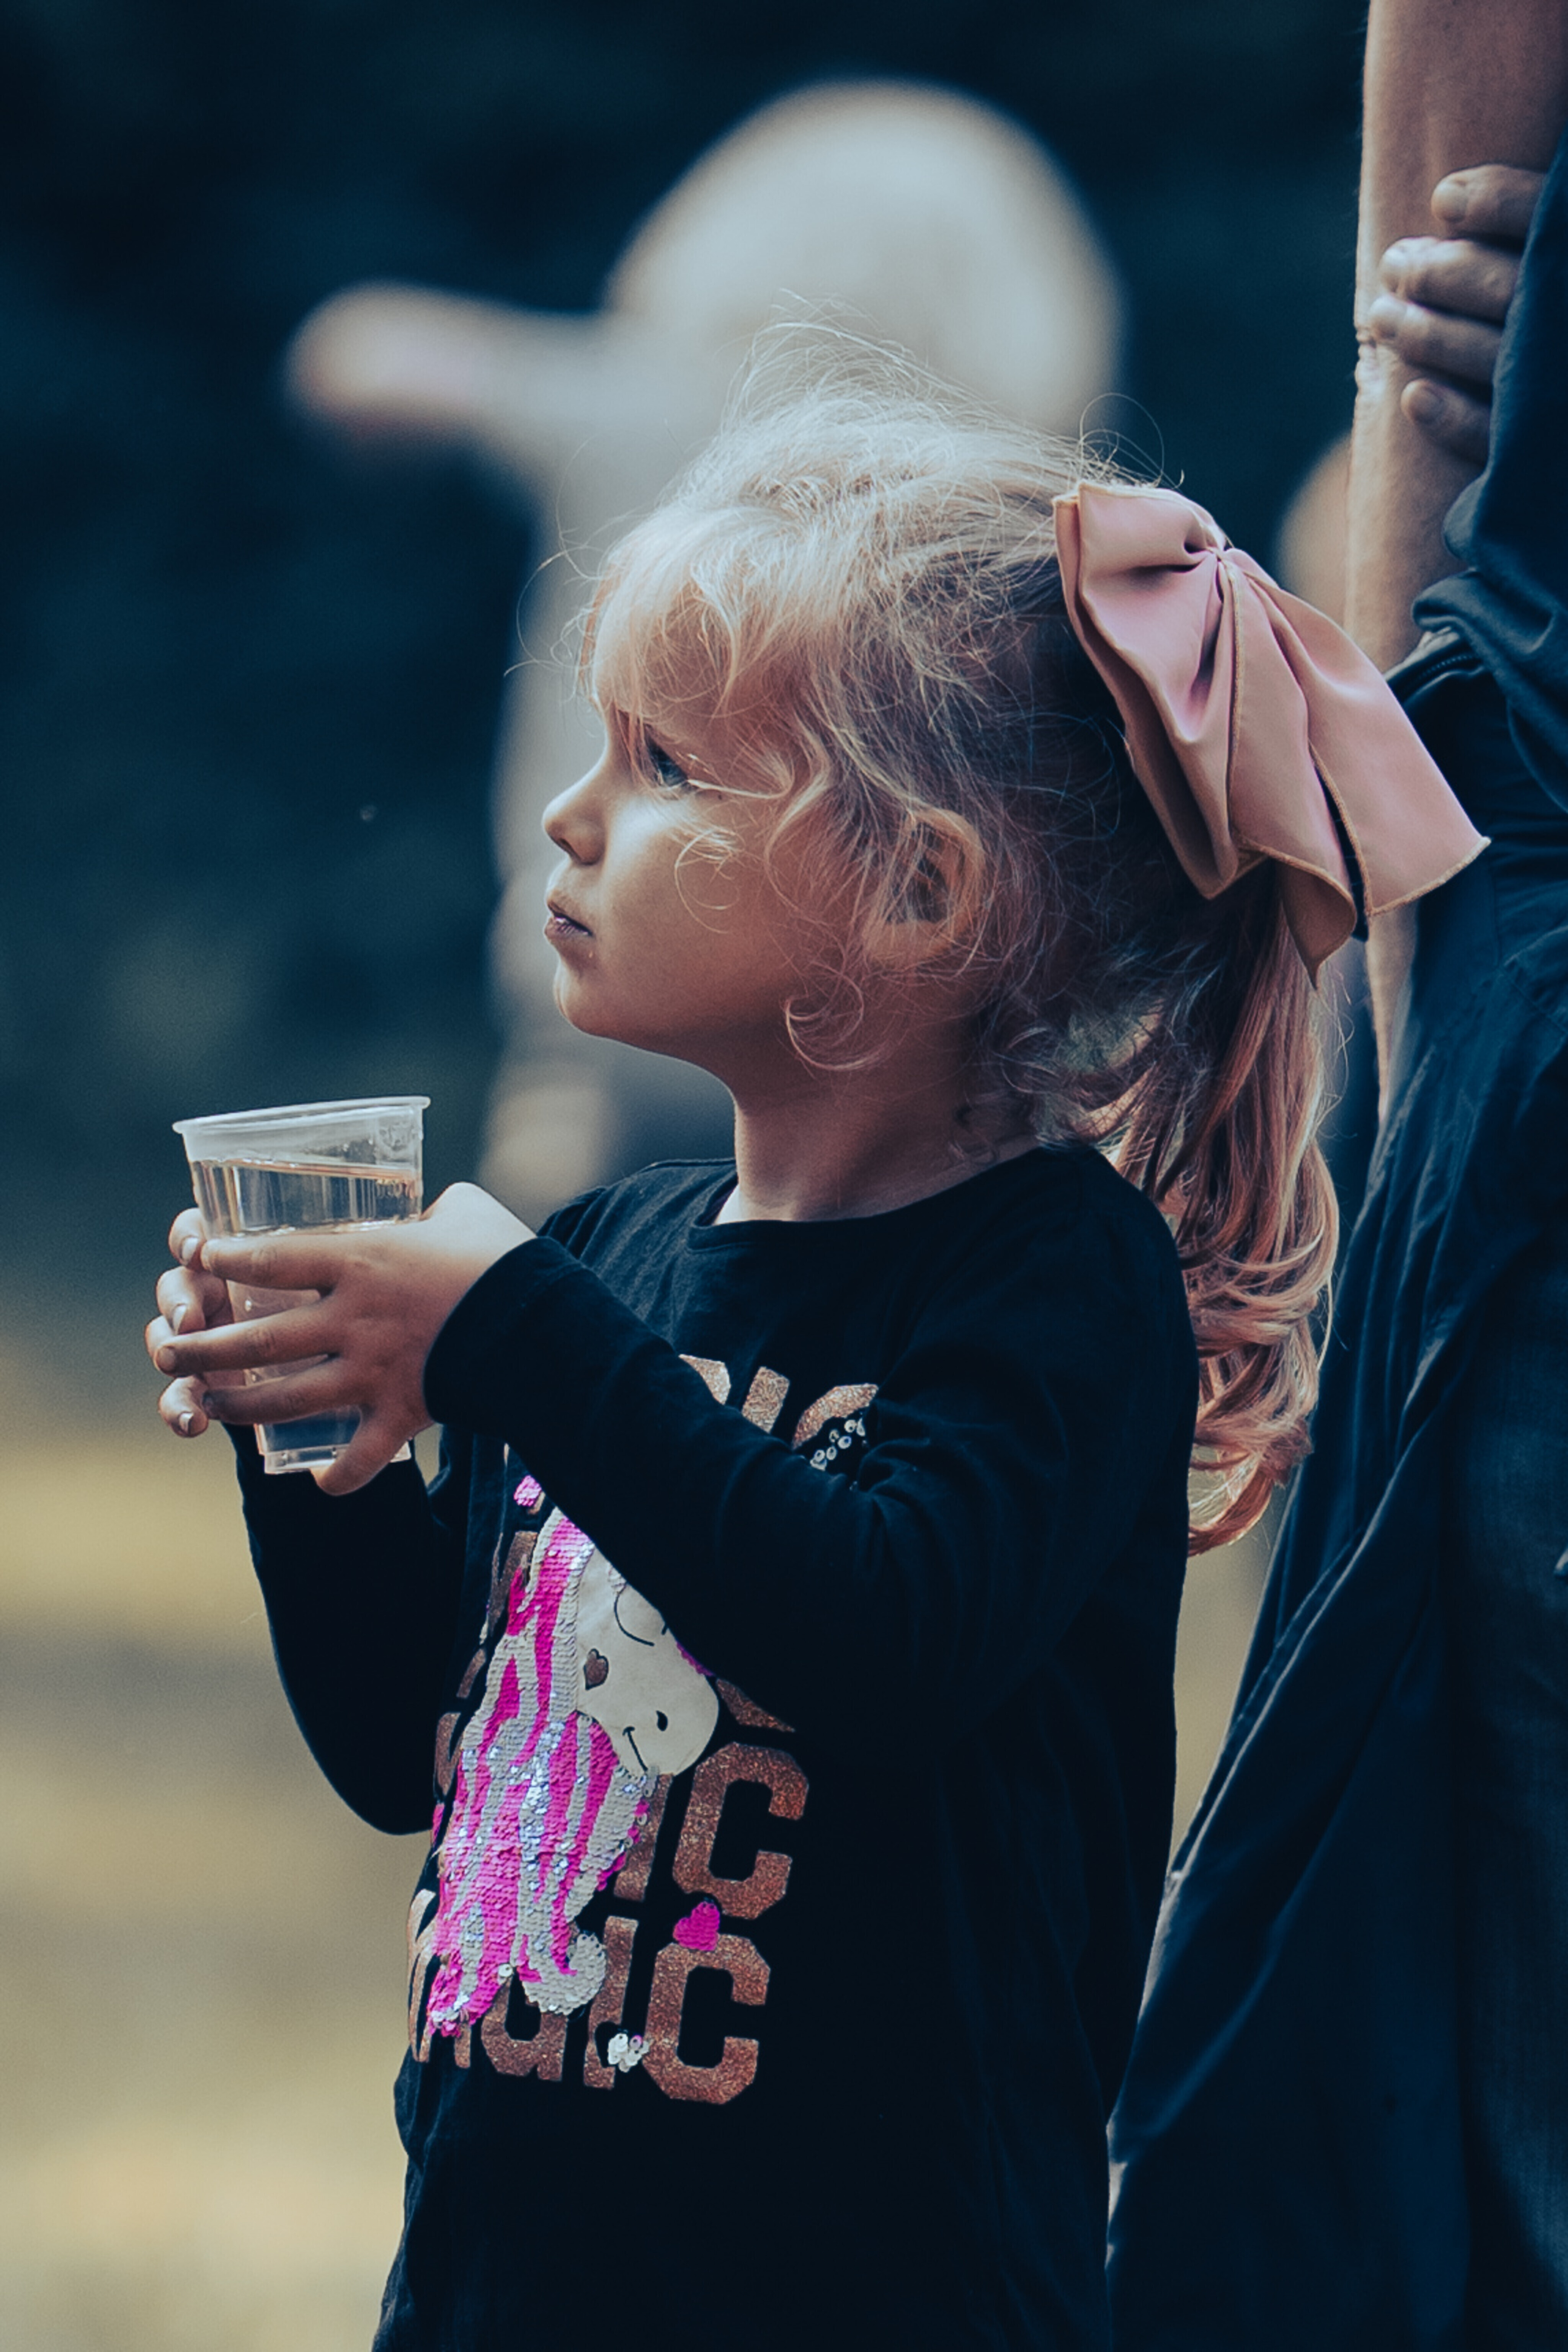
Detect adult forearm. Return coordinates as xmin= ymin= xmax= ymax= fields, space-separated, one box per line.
xmin=1348 ymin=0 xmax=1568 ymax=673
xmin=1349 ymin=0 xmax=1568 ymax=1083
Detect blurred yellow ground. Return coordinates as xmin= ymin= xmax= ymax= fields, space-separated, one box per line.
xmin=0 ymin=1358 xmax=1264 ymax=2352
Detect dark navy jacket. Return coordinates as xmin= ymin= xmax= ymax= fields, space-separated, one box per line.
xmin=1107 ymin=129 xmax=1568 ymax=2352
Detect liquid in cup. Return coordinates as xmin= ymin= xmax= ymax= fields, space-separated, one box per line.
xmin=173 ymin=1096 xmax=428 ymax=1473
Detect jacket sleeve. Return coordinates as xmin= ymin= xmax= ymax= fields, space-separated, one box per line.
xmin=423 ymin=1205 xmax=1193 ymax=1743
xmin=230 ymin=1428 xmax=470 ymax=1832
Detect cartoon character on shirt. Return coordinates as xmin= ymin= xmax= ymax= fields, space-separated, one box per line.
xmin=424 ymin=1503 xmax=719 ymax=2029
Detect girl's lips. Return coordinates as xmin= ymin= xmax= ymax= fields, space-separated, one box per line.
xmin=545 ymin=903 xmax=592 ymax=947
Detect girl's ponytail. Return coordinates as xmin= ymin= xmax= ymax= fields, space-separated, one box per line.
xmin=1052 ymin=476 xmax=1478 ymax=1549
xmin=1117 ymin=875 xmax=1338 ymax=1551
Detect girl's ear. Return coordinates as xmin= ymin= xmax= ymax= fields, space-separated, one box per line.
xmin=863 ymin=810 xmax=987 ymax=971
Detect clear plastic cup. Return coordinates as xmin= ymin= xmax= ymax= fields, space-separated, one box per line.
xmin=173 ymin=1095 xmax=429 ymax=1474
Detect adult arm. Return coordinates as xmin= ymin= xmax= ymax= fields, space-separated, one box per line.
xmin=1346 ymin=0 xmax=1568 ymax=1079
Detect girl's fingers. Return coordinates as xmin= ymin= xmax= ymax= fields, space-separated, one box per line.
xmin=168 ymin=1206 xmax=210 ymax=1264
xmin=152 ymin=1303 xmax=330 ymax=1378
xmin=186 ymin=1365 xmax=345 ymax=1428
xmin=1365 ymin=293 xmax=1503 ymax=390
xmin=1431 ymin=164 xmax=1546 ymax=245
xmin=158 ymin=1375 xmax=220 ymax=1437
xmin=311 ymin=1413 xmax=407 ymax=1496
xmin=1401 ymin=377 xmax=1492 ymax=467
xmin=201 ymin=1230 xmax=354 ymax=1292
xmin=154 ymin=1263 xmax=232 ymax=1335
xmin=1379 ymin=235 xmax=1520 ymax=328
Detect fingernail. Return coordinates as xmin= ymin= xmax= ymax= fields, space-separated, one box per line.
xmin=180 ymin=1235 xmax=202 ymax=1264
xmin=155 ymin=1345 xmax=177 ymax=1372
xmin=1380 ymin=239 xmax=1422 ymax=286
xmin=179 ymin=1410 xmax=196 ymax=1434
xmin=172 ymin=1303 xmax=188 ymax=1333
xmin=1405 ymin=379 xmax=1443 ymax=424
xmin=1432 ymin=175 xmax=1470 ymax=225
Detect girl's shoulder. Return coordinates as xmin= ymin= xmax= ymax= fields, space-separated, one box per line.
xmin=830 ymin=1147 xmax=1185 ymax=1352
xmin=898 ymin=1150 xmax=1194 ymax=1425
xmin=539 ymin=1148 xmax=1182 ymax=1336
xmin=926 ymin=1143 xmax=1179 ymax=1267
xmin=539 ymin=1158 xmax=733 ymax=1254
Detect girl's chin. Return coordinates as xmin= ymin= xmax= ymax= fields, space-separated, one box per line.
xmin=554 ymin=995 xmax=714 ymax=1068
xmin=552 ymin=983 xmax=652 ymax=1048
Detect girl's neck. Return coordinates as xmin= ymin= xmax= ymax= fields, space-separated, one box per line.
xmin=715 ymin=1019 xmax=1037 ymax=1225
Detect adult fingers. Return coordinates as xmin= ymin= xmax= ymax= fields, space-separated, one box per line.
xmin=151 ymin=1303 xmax=330 ymax=1379
xmin=1432 ymin=165 xmax=1545 ymax=245
xmin=1379 ymin=234 xmax=1521 ymax=326
xmin=1401 ymin=376 xmax=1492 ymax=467
xmin=1365 ymin=294 xmax=1503 ymax=391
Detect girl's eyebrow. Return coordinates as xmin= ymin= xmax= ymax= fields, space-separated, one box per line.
xmin=640 ymin=725 xmax=727 ymax=792
xmin=600 ymin=693 xmax=727 ymax=789
xmin=645 ymin=729 xmax=706 ymax=768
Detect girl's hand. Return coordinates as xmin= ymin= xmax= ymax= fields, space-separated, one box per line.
xmin=147 ymin=1207 xmax=236 ymax=1439
xmin=1367 ymin=164 xmax=1544 ymax=466
xmin=149 ymin=1183 xmax=534 ymax=1494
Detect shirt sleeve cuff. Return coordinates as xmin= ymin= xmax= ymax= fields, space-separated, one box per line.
xmin=423 ymin=1235 xmax=591 ymax=1432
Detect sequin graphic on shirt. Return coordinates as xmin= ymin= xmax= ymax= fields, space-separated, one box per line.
xmin=425 ymin=1508 xmax=719 ymax=2027
xmin=414 ymin=1362 xmax=879 ymax=2095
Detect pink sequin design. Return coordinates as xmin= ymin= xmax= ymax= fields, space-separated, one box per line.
xmin=672 ymin=1899 xmax=722 ymax=1953
xmin=425 ymin=1510 xmax=653 ymax=2026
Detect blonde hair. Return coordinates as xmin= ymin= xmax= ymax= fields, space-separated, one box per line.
xmin=585 ymin=330 xmax=1336 ymax=1549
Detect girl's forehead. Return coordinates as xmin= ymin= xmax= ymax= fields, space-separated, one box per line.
xmin=590 ymin=550 xmax=799 ymax=772
xmin=591 ymin=594 xmax=709 ymax=719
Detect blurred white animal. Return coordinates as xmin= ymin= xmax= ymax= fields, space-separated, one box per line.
xmin=289 ymin=79 xmax=1122 ymax=1213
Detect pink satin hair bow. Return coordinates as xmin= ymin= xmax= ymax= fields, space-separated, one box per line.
xmin=1052 ymin=481 xmax=1487 ymax=976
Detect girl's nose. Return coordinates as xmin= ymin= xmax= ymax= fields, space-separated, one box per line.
xmin=542 ymin=766 xmax=603 ymax=864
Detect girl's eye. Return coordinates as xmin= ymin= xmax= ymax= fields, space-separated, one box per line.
xmin=644 ymin=737 xmax=692 ymax=792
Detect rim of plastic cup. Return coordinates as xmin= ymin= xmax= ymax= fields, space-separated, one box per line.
xmin=173 ymin=1094 xmax=430 ymax=1138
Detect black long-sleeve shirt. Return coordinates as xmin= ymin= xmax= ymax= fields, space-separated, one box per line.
xmin=232 ymin=1146 xmax=1194 ymax=2351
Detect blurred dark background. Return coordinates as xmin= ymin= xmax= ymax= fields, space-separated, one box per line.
xmin=0 ymin=18 xmax=1364 ymax=2339
xmin=0 ymin=0 xmax=1365 ymax=1352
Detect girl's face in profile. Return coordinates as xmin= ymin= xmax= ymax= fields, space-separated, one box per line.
xmin=540 ymin=645 xmax=831 ymax=1080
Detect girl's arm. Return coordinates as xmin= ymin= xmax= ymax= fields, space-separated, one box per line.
xmin=152 ymin=1176 xmax=1192 ymax=1742
xmin=1347 ymin=0 xmax=1568 ymax=1078
xmin=415 ymin=1204 xmax=1190 ymax=1742
xmin=229 ymin=1432 xmax=470 ymax=1833
xmin=149 ymin=1209 xmax=472 ymax=1831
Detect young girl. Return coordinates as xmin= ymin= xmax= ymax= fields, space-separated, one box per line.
xmin=148 ymin=337 xmax=1480 ymax=2350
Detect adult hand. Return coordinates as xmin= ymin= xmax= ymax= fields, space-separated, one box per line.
xmin=1367 ymin=164 xmax=1544 ymax=465
xmin=147 ymin=1183 xmax=534 ymax=1493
